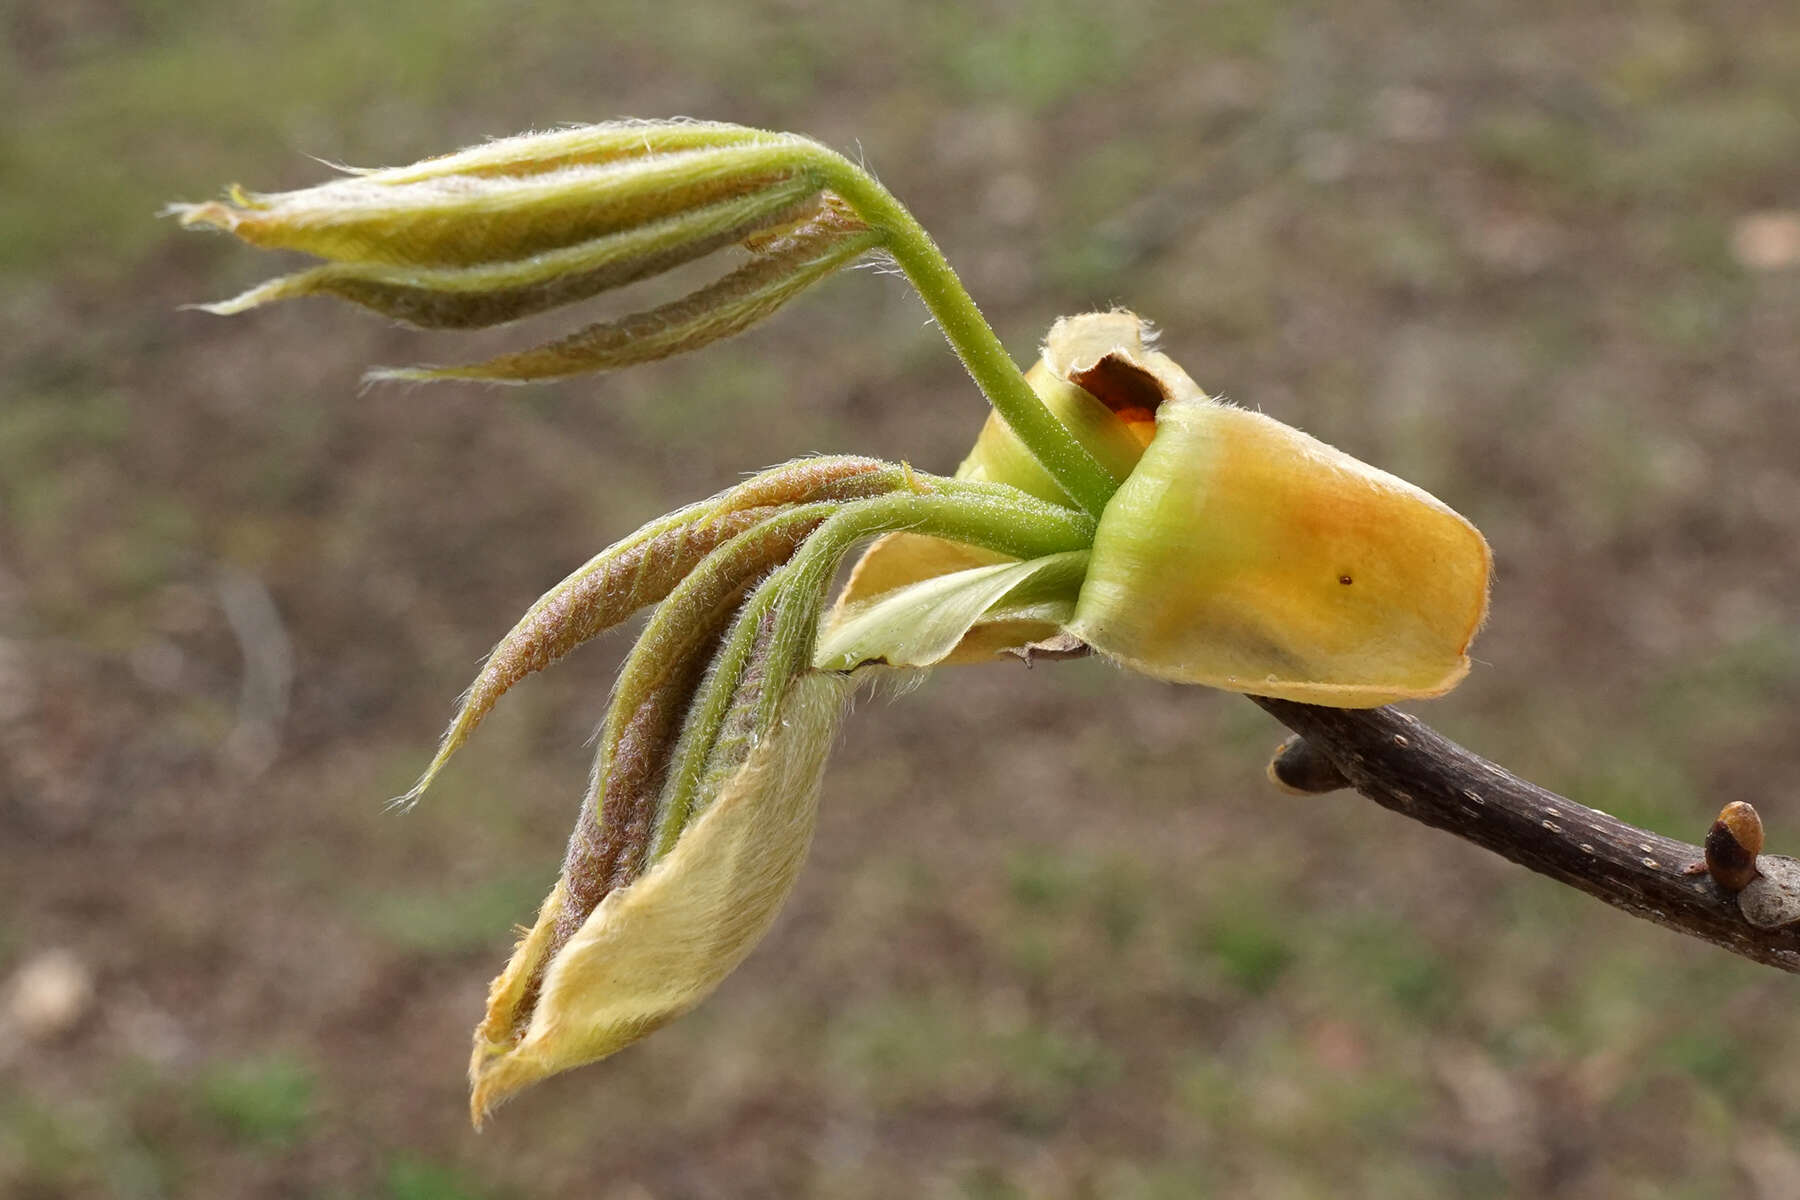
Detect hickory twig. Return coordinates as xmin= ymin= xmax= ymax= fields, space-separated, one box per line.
xmin=1254 ymin=696 xmax=1800 ymax=974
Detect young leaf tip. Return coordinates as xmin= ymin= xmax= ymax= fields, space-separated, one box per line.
xmin=170 ymin=123 xmax=891 ymax=383
xmin=468 ymin=671 xmax=854 ymax=1125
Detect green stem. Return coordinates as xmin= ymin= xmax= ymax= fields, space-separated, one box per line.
xmin=759 ymin=483 xmax=1095 ymax=719
xmin=804 ymin=148 xmax=1118 ymax=518
xmin=645 ymin=502 xmax=840 ymax=861
xmin=655 ymin=478 xmax=1095 ymax=856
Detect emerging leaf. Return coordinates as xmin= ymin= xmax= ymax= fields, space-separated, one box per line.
xmin=170 ymin=121 xmax=882 ymax=381
xmin=196 ymin=185 xmax=825 ymax=329
xmin=466 ymin=508 xmax=844 ymax=1122
xmin=172 ymin=117 xmax=1503 ymax=1127
xmin=814 ymin=550 xmax=1087 ymax=670
xmin=471 ymin=671 xmax=852 ymax=1123
xmin=371 ymin=199 xmax=879 ymax=383
xmin=170 ymin=127 xmax=817 ymax=267
xmin=399 ymin=456 xmax=905 ymax=808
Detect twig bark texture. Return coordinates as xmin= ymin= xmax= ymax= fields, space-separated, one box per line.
xmin=1254 ymin=697 xmax=1800 ymax=974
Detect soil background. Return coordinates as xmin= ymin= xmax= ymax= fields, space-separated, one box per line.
xmin=5 ymin=2 xmax=1800 ymax=1196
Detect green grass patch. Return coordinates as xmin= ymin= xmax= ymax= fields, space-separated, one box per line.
xmin=357 ymin=871 xmax=552 ymax=956
xmin=930 ymin=1 xmax=1135 ymax=111
xmin=1188 ymin=909 xmax=1295 ymax=997
xmin=1471 ymin=108 xmax=1606 ymax=201
xmin=1655 ymin=1026 xmax=1756 ymax=1096
xmin=195 ymin=1055 xmax=316 ymax=1147
xmin=3 ymin=0 xmax=521 ymax=278
xmin=387 ymin=1154 xmax=488 ymax=1200
xmin=830 ymin=993 xmax=1119 ymax=1128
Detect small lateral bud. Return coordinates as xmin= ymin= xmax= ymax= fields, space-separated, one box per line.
xmin=1704 ymin=801 xmax=1764 ymax=893
xmin=1267 ymin=735 xmax=1351 ymax=795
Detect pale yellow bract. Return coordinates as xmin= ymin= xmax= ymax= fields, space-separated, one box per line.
xmin=469 ymin=673 xmax=853 ymax=1124
xmin=1071 ymin=398 xmax=1490 ymax=704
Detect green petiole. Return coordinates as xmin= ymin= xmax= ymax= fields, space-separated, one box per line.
xmin=805 ymin=149 xmax=1120 ymax=519
xmin=652 ymin=477 xmax=1094 ymax=860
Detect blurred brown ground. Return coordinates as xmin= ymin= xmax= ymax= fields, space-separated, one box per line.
xmin=4 ymin=1 xmax=1800 ymax=1196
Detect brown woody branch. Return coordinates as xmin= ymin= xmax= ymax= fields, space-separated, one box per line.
xmin=1251 ymin=696 xmax=1800 ymax=974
